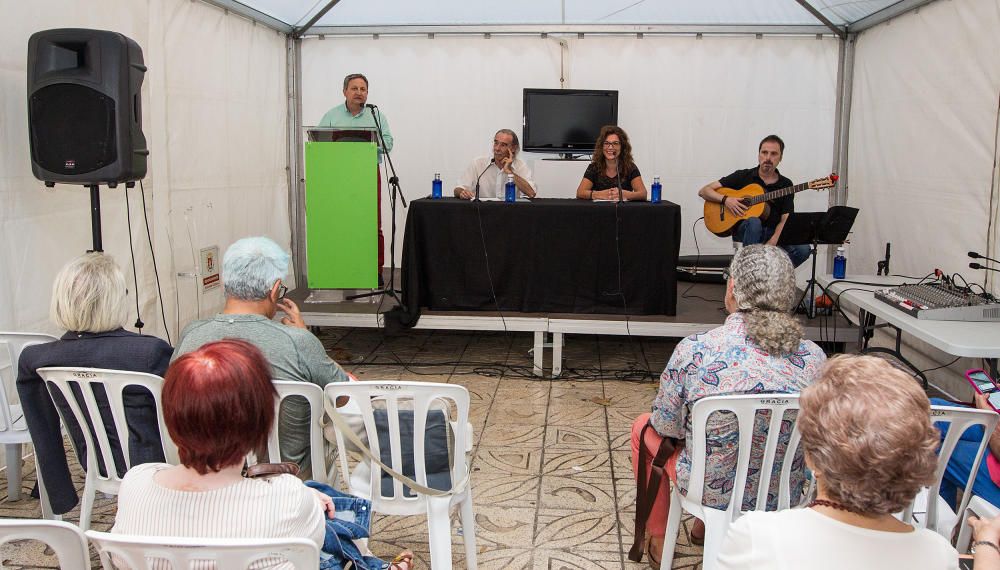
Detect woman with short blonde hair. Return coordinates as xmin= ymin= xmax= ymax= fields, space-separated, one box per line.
xmin=50 ymin=252 xmax=129 ymax=332
xmin=717 ymin=355 xmax=958 ymax=570
xmin=17 ymin=252 xmax=172 ymax=516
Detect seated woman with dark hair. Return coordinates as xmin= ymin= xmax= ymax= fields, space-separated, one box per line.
xmin=112 ymin=339 xmax=413 ymax=570
xmin=717 ymin=355 xmax=959 ymax=570
xmin=17 ymin=252 xmax=171 ymax=515
xmin=575 ymin=125 xmax=648 ymax=201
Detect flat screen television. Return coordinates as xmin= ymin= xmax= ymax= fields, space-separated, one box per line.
xmin=522 ymin=88 xmax=618 ymax=156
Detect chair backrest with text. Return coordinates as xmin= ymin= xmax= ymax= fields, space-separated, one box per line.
xmin=662 ymin=393 xmax=803 ymax=570
xmin=906 ymin=405 xmax=999 ymax=539
xmin=35 ymin=366 xmax=178 ymax=530
xmin=87 ymin=530 xmax=319 ymax=569
xmin=685 ymin=393 xmax=803 ymax=519
xmin=245 ymin=380 xmax=328 ymax=484
xmin=325 ymin=380 xmax=470 ymax=514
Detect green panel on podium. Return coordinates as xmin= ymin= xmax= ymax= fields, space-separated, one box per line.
xmin=304 ymin=141 xmax=377 ymax=289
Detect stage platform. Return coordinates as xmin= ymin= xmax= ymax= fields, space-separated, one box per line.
xmin=289 ymin=280 xmax=854 ymax=378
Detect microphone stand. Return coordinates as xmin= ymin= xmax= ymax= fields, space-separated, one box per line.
xmin=346 ymin=104 xmax=406 ymax=309
xmin=474 ymin=159 xmax=495 ymax=202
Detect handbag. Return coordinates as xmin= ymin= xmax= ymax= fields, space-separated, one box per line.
xmin=627 ymin=421 xmax=676 ymax=563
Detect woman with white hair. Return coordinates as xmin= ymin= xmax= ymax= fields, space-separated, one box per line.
xmin=629 ymin=244 xmax=827 ymax=567
xmin=716 ymin=355 xmax=959 ymax=569
xmin=16 ymin=252 xmax=172 ymax=515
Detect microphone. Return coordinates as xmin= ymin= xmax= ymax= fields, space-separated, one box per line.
xmin=616 ymin=161 xmax=624 ymax=204
xmin=474 ymin=158 xmax=495 ymax=202
xmin=970 ymin=262 xmax=1000 ymax=273
xmin=969 ymin=251 xmax=1000 ymax=264
xmin=877 ymin=242 xmax=891 ymax=276
xmin=366 ymin=103 xmax=377 ymax=109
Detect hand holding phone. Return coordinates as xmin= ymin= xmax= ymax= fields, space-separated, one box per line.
xmin=966 ymin=369 xmax=1000 ymax=413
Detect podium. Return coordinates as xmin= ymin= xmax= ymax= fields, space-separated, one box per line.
xmin=303 ymin=127 xmax=378 ymax=289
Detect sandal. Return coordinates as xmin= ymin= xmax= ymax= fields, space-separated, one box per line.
xmin=389 ymin=551 xmax=414 ymax=570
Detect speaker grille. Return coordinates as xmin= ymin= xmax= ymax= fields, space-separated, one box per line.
xmin=29 ymin=83 xmax=116 ymax=175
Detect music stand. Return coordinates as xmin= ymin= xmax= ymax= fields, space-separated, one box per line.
xmin=777 ymin=206 xmax=859 ymax=319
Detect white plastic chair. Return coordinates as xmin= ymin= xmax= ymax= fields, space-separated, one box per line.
xmin=956 ymin=495 xmax=1000 ymax=552
xmin=35 ymin=367 xmax=179 ymax=530
xmin=903 ymin=405 xmax=999 ymax=540
xmin=0 ymin=332 xmax=60 ymax=517
xmin=661 ymin=394 xmax=802 ymax=570
xmin=246 ymin=381 xmax=329 ymax=484
xmin=326 ymin=380 xmax=477 ymax=570
xmin=87 ymin=530 xmax=319 ymax=569
xmin=0 ymin=518 xmax=90 ymax=567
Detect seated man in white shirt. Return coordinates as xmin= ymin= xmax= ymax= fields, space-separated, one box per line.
xmin=454 ymin=129 xmax=538 ymax=200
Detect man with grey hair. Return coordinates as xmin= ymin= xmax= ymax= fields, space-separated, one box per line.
xmin=318 ymin=73 xmax=393 ymax=280
xmin=172 ymin=236 xmax=350 ymax=477
xmin=454 ymin=129 xmax=538 ymax=199
xmin=629 ymin=244 xmax=826 ymax=564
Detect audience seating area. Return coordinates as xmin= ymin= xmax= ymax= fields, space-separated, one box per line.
xmin=0 ymin=327 xmax=994 ymax=569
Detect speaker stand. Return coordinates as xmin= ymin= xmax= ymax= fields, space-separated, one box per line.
xmin=88 ymin=184 xmax=104 ymax=253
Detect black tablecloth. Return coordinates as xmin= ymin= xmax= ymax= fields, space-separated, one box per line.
xmin=399 ymin=198 xmax=681 ymax=325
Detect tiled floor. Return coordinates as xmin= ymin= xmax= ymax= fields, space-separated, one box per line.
xmin=0 ymin=327 xmax=707 ymax=569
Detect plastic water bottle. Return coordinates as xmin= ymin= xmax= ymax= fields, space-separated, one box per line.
xmin=651 ymin=175 xmax=662 ymax=203
xmin=431 ymin=173 xmax=442 ymax=199
xmin=504 ymin=174 xmax=516 ymax=203
xmin=833 ymin=246 xmax=847 ymax=279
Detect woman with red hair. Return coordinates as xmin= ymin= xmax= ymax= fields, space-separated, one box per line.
xmin=112 ymin=339 xmax=413 ymax=570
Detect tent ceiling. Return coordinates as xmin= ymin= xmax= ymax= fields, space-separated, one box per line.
xmin=212 ymin=0 xmax=935 ymax=34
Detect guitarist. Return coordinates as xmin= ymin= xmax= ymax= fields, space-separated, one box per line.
xmin=697 ymin=135 xmax=810 ymax=267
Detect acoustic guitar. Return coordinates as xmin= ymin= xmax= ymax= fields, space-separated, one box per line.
xmin=703 ymin=173 xmax=838 ymax=237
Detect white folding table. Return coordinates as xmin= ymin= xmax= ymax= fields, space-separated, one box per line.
xmin=818 ymin=274 xmax=1000 ymax=386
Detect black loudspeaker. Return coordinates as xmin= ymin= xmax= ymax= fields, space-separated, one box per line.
xmin=27 ymin=28 xmax=148 ymax=187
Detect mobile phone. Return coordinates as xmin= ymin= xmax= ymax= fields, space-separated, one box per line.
xmin=966 ymin=369 xmax=1000 ymax=413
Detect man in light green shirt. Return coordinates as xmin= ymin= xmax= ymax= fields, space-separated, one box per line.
xmin=318 ymin=73 xmax=392 ymax=273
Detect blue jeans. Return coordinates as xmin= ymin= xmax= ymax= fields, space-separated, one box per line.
xmin=929 ymin=398 xmax=1000 ymax=511
xmin=733 ymin=217 xmax=810 ymax=268
xmin=306 ymin=481 xmax=390 ymax=570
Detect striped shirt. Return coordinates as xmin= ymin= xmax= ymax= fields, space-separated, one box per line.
xmin=111 ymin=463 xmax=325 ymax=569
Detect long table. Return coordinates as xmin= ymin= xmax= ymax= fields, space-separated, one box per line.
xmin=399 ymin=198 xmax=682 ymax=326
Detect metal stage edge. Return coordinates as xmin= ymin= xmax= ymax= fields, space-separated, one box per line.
xmin=291 ymin=282 xmax=853 ymax=378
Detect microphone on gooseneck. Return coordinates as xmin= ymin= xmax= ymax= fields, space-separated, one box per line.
xmin=970 ymin=262 xmax=1000 ymax=273
xmin=616 ymin=161 xmax=624 ymax=204
xmin=366 ymin=103 xmax=377 ymax=109
xmin=474 ymin=158 xmax=495 ymax=202
xmin=969 ymin=251 xmax=1000 ymax=265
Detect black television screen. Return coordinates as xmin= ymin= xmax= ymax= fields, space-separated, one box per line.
xmin=522 ymin=88 xmax=618 ymax=154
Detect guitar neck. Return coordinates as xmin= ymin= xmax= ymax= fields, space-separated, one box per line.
xmin=748 ymin=182 xmax=810 ymax=206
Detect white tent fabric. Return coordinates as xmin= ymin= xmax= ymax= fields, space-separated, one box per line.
xmin=846 ymin=0 xmax=1000 ymax=393
xmin=301 ymin=34 xmax=839 ymax=264
xmin=0 ymin=0 xmax=289 ymax=341
xmin=238 ymin=0 xmax=901 ymax=28
xmin=849 ymin=0 xmax=1000 ymax=290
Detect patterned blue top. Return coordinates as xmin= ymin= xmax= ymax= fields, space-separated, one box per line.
xmin=650 ymin=312 xmax=826 ymax=509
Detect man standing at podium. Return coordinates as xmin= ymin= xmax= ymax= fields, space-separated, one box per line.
xmin=319 ymin=73 xmax=394 ymax=281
